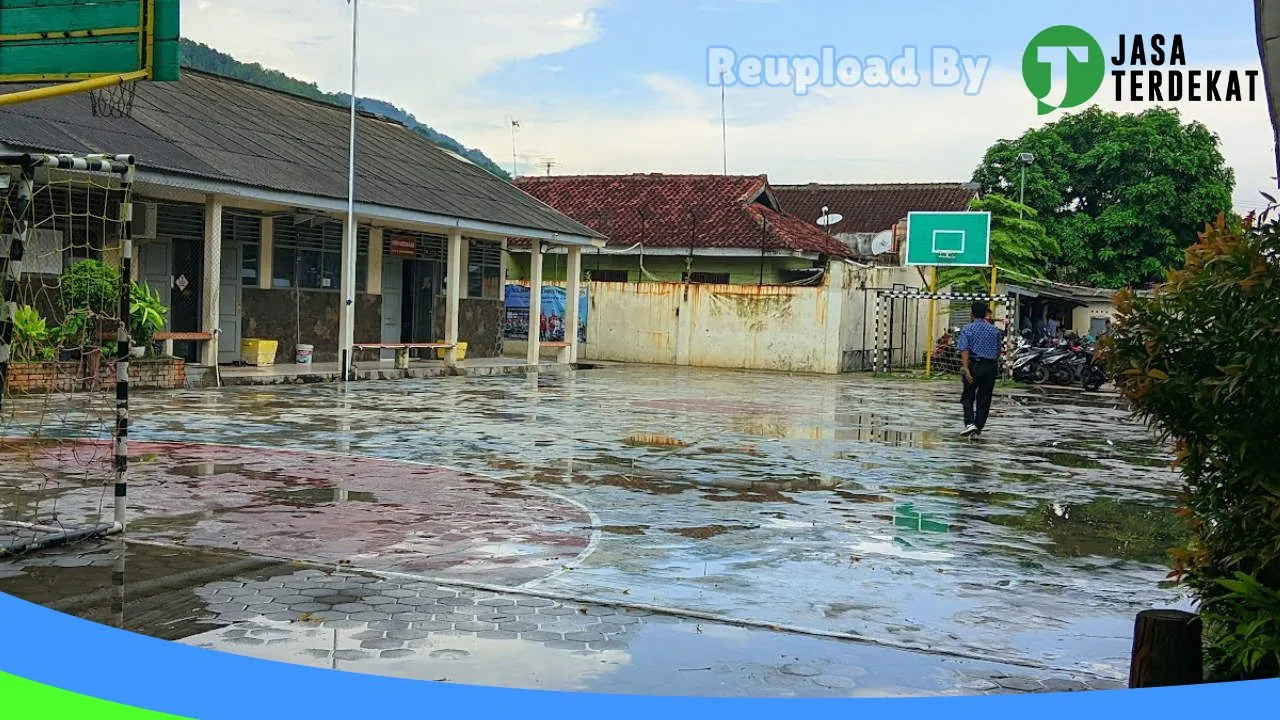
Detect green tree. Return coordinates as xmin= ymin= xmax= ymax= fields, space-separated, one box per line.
xmin=939 ymin=194 xmax=1057 ymax=292
xmin=1103 ymin=212 xmax=1280 ymax=680
xmin=972 ymin=106 xmax=1234 ymax=288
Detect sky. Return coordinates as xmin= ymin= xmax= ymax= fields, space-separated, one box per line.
xmin=181 ymin=0 xmax=1274 ymax=213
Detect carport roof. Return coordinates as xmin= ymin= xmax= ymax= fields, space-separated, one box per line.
xmin=0 ymin=72 xmax=602 ymax=244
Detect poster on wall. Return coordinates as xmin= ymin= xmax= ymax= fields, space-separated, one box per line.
xmin=504 ymin=284 xmax=588 ymax=342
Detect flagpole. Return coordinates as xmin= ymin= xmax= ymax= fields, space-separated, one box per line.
xmin=340 ymin=0 xmax=359 ymax=381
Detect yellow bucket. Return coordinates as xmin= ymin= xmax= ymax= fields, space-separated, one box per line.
xmin=435 ymin=342 xmax=467 ymax=361
xmin=240 ymin=338 xmax=279 ymax=366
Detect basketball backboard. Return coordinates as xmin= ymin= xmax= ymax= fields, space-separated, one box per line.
xmin=904 ymin=211 xmax=992 ymax=267
xmin=0 ymin=0 xmax=179 ymax=108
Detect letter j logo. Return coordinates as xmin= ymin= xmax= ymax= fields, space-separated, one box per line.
xmin=1022 ymin=25 xmax=1105 ymax=115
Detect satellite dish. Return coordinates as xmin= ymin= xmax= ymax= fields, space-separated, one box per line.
xmin=816 ymin=213 xmax=844 ymax=228
xmin=870 ymin=230 xmax=893 ymax=255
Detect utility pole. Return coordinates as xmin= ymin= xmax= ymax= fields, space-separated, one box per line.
xmin=510 ymin=118 xmax=520 ymax=178
xmin=721 ymin=70 xmax=728 ymax=175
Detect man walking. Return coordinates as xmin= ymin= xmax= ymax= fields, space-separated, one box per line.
xmin=957 ymin=300 xmax=1001 ymax=438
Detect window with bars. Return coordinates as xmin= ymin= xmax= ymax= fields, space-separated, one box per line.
xmin=271 ymin=220 xmax=368 ymax=292
xmin=683 ymin=271 xmax=730 ymax=284
xmin=467 ymin=240 xmax=502 ymax=299
xmin=226 ymin=212 xmax=262 ymax=287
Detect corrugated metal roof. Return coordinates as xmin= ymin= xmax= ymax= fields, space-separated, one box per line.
xmin=0 ymin=72 xmax=601 ymax=241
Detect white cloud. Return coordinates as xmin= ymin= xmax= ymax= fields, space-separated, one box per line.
xmin=178 ymin=1 xmax=1273 ymax=212
xmin=479 ymin=67 xmax=1275 ymax=213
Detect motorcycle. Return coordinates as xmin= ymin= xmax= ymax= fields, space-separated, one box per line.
xmin=1010 ymin=338 xmax=1050 ymax=383
xmin=1081 ymin=348 xmax=1108 ymax=391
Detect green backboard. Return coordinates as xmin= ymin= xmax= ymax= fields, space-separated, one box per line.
xmin=904 ymin=211 xmax=992 ymax=267
xmin=0 ymin=0 xmax=179 ymax=82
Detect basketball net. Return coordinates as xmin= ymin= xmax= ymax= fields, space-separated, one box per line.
xmin=88 ymin=79 xmax=138 ymax=119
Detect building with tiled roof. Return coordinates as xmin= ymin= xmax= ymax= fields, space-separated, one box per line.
xmin=772 ymin=182 xmax=980 ymax=259
xmin=510 ymin=173 xmax=849 ymax=286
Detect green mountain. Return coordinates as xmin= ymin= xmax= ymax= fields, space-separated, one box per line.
xmin=178 ymin=39 xmax=511 ymax=181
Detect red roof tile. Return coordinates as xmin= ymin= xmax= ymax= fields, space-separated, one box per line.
xmin=772 ymin=183 xmax=980 ymax=235
xmin=512 ymin=174 xmax=850 ymax=256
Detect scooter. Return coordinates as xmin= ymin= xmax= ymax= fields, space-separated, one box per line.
xmin=1081 ymin=349 xmax=1108 ymax=392
xmin=1010 ymin=342 xmax=1049 ymax=383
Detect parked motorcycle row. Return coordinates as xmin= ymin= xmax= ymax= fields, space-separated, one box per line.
xmin=930 ymin=329 xmax=1108 ymax=391
xmin=1010 ymin=331 xmax=1108 ymax=391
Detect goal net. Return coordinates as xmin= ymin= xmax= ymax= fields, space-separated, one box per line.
xmin=0 ymin=153 xmax=136 ymax=557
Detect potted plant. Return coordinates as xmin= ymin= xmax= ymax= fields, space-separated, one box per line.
xmin=55 ymin=260 xmax=119 ymax=361
xmin=129 ymin=281 xmax=168 ymax=357
xmin=54 ymin=308 xmax=91 ymax=362
xmin=11 ymin=305 xmax=54 ymax=362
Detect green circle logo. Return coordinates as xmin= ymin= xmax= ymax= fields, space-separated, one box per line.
xmin=1022 ymin=25 xmax=1105 ymax=114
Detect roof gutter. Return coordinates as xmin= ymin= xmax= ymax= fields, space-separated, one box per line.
xmin=134 ymin=169 xmax=605 ymax=248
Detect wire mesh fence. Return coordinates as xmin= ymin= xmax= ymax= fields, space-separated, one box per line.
xmin=0 ymin=153 xmax=136 ymax=557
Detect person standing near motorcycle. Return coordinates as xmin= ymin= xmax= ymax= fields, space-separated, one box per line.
xmin=958 ymin=300 xmax=1001 ymax=438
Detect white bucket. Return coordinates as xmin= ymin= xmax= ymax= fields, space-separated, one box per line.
xmin=295 ymin=344 xmax=314 ymax=364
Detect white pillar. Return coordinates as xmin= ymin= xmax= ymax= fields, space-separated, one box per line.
xmin=367 ymin=227 xmax=383 ymax=295
xmin=338 ymin=218 xmax=356 ymax=376
xmin=258 ymin=216 xmax=273 ymax=290
xmin=563 ymin=246 xmax=582 ymax=364
xmin=458 ymin=238 xmax=470 ymax=299
xmin=444 ymin=228 xmax=462 ymax=366
xmin=527 ymin=241 xmax=543 ymax=366
xmin=201 ymin=197 xmax=222 ymax=366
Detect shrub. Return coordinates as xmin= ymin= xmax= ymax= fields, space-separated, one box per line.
xmin=59 ymin=259 xmax=120 ymax=319
xmin=1103 ymin=212 xmax=1280 ymax=680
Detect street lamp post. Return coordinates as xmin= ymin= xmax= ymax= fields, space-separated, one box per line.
xmin=339 ymin=0 xmax=359 ymax=381
xmin=1017 ymin=152 xmax=1034 ymax=218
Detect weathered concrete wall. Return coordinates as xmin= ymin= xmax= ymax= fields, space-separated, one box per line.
xmin=579 ymin=273 xmax=843 ymax=373
xmin=836 ymin=264 xmax=932 ymax=372
xmin=507 ymin=252 xmax=819 ymax=285
xmin=241 ymin=289 xmax=381 ymax=363
xmin=434 ymin=298 xmax=504 ymax=358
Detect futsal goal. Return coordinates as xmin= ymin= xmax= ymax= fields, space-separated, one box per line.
xmin=0 ymin=152 xmax=137 ymax=556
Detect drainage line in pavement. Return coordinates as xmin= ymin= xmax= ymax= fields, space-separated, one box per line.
xmin=47 ymin=557 xmax=282 ymax=615
xmin=124 ymin=538 xmax=1110 ymax=681
xmin=0 ymin=522 xmax=120 ymax=558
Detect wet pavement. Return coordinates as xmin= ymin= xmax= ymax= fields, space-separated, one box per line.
xmin=0 ymin=366 xmax=1188 ymax=692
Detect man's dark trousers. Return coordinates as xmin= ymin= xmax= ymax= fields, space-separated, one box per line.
xmin=962 ymin=357 xmax=998 ymax=429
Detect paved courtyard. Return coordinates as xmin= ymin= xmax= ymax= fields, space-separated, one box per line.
xmin=0 ymin=366 xmax=1183 ymax=695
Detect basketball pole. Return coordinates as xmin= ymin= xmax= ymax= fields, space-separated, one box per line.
xmin=339 ymin=0 xmax=359 ymax=382
xmin=924 ymin=265 xmax=938 ymax=377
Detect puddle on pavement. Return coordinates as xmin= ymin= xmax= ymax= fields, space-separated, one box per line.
xmin=987 ymin=498 xmax=1189 ymax=564
xmin=171 ymin=463 xmax=250 ymax=478
xmin=261 ymin=488 xmax=378 ymax=506
xmin=1031 ymin=452 xmax=1105 ymax=470
xmin=665 ymin=524 xmax=753 ymax=539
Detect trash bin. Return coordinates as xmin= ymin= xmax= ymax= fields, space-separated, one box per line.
xmin=240 ymin=338 xmax=278 ymax=366
xmin=295 ymin=344 xmax=314 ymax=365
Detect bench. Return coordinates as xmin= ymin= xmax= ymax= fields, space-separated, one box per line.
xmin=155 ymin=331 xmax=215 ymax=359
xmin=352 ymin=342 xmax=456 ymax=370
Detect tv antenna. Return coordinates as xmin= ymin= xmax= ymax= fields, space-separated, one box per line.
xmin=538 ymin=157 xmax=558 ymax=176
xmin=870 ymin=229 xmax=894 ymax=255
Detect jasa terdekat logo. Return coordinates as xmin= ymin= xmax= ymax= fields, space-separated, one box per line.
xmin=1023 ymin=26 xmax=1260 ymax=114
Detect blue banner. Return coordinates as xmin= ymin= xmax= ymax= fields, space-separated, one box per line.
xmin=504 ymin=284 xmax=587 ymax=342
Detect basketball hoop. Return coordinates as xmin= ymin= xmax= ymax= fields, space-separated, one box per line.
xmin=88 ymin=78 xmax=137 ymax=119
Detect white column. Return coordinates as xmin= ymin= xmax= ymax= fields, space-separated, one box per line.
xmin=444 ymin=228 xmax=462 ymax=366
xmin=367 ymin=227 xmax=383 ymax=295
xmin=563 ymin=246 xmax=582 ymax=364
xmin=200 ymin=197 xmax=222 ymax=366
xmin=338 ymin=218 xmax=356 ymax=376
xmin=527 ymin=241 xmax=543 ymax=366
xmin=258 ymin=216 xmax=273 ymax=290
